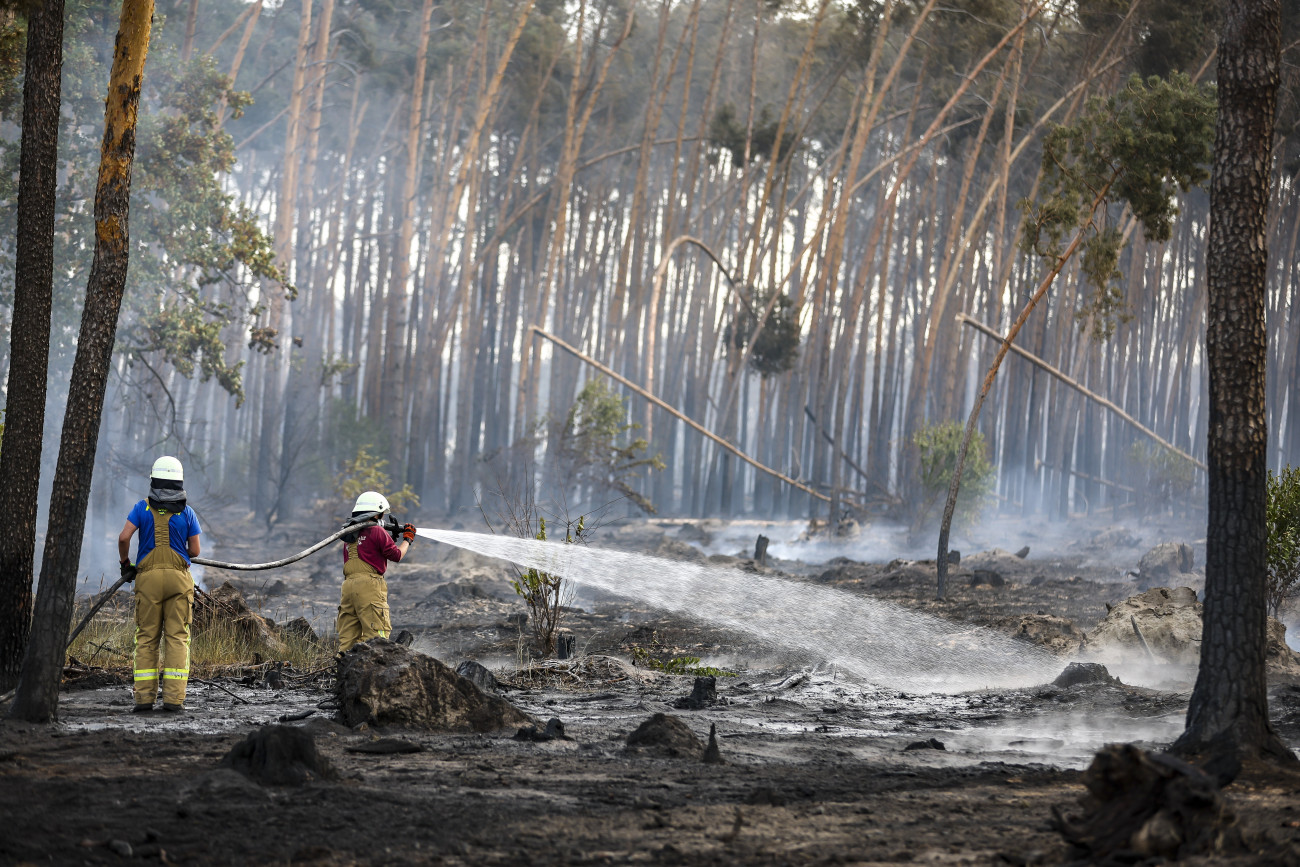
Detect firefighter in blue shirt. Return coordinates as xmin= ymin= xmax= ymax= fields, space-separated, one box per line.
xmin=118 ymin=456 xmax=202 ymax=712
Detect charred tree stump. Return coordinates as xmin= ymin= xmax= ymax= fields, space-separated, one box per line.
xmin=754 ymin=535 xmax=770 ymax=566
xmin=1050 ymin=744 xmax=1241 ymax=862
xmin=219 ymin=725 xmax=336 ymax=786
xmin=674 ymin=676 xmax=717 ymax=709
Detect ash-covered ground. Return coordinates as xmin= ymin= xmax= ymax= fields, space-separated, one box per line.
xmin=6 ymin=509 xmax=1300 ymax=865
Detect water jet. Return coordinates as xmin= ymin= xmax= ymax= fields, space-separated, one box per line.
xmin=416 ymin=528 xmax=1062 ymax=692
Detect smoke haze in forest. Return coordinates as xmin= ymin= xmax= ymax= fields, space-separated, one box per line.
xmin=0 ymin=0 xmax=1296 ymax=593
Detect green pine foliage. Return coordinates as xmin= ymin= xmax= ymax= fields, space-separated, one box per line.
xmin=727 ymin=288 xmax=802 ymax=378
xmin=1267 ymin=466 xmax=1300 ymax=618
xmin=707 ymin=103 xmax=799 ymax=167
xmin=557 ymin=379 xmax=665 ymax=514
xmin=334 ymin=446 xmax=420 ymax=513
xmin=1021 ymin=72 xmax=1216 ymax=340
xmin=0 ymin=1 xmax=283 ymax=404
xmin=913 ymin=420 xmax=996 ymax=530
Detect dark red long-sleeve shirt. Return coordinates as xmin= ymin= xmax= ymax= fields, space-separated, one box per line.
xmin=343 ymin=527 xmax=403 ymax=574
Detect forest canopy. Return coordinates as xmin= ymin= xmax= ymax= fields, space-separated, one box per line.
xmin=0 ymin=0 xmax=1296 ymax=537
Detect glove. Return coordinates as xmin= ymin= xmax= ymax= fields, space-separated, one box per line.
xmin=120 ymin=560 xmax=138 ymax=583
xmin=402 ymin=523 xmax=416 ymax=543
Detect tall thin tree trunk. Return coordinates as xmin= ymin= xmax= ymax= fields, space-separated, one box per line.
xmin=1175 ymin=0 xmax=1292 ymax=763
xmin=215 ymin=0 xmax=262 ymax=128
xmin=10 ymin=0 xmax=155 ymax=723
xmin=256 ymin=0 xmax=312 ymax=522
xmin=381 ymin=0 xmax=434 ymax=481
xmin=277 ymin=0 xmax=335 ymax=523
xmin=179 ymin=0 xmax=198 ymax=62
xmin=0 ymin=0 xmax=65 ymax=692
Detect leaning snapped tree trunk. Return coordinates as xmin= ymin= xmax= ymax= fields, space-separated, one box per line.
xmin=10 ymin=0 xmax=154 ymax=723
xmin=1174 ymin=0 xmax=1293 ymax=764
xmin=934 ymin=73 xmax=1216 ymax=597
xmin=0 ymin=0 xmax=66 ymax=693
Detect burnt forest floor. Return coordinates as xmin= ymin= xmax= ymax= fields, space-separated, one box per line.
xmin=6 ymin=508 xmax=1300 ymax=865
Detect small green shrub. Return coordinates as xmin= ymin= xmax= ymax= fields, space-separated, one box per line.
xmin=334 ymin=445 xmax=419 ymax=512
xmin=1267 ymin=465 xmax=1300 ymax=618
xmin=630 ymin=647 xmax=737 ymax=677
xmin=510 ymin=515 xmax=588 ymax=656
xmin=912 ymin=420 xmax=996 ymax=530
xmin=1128 ymin=441 xmax=1196 ymax=513
xmin=479 ymin=473 xmax=607 ymax=658
xmin=556 ymin=379 xmax=664 ymax=514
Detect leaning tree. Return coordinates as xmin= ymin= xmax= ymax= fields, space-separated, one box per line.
xmin=934 ymin=72 xmax=1217 ymax=598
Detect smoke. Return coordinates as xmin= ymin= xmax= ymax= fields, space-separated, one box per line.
xmin=683 ymin=512 xmax=1207 ymax=574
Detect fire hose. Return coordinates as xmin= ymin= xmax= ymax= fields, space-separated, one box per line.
xmin=65 ymin=513 xmax=390 ymax=649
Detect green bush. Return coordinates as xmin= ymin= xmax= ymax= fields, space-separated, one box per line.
xmin=630 ymin=647 xmax=737 ymax=677
xmin=510 ymin=515 xmax=588 ymax=657
xmin=556 ymin=379 xmax=664 ymax=513
xmin=1128 ymin=441 xmax=1196 ymax=513
xmin=1267 ymin=465 xmax=1300 ymax=618
xmin=912 ymin=420 xmax=996 ymax=530
xmin=334 ymin=446 xmax=420 ymax=513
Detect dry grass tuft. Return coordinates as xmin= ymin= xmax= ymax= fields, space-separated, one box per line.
xmin=65 ymin=592 xmax=337 ymax=681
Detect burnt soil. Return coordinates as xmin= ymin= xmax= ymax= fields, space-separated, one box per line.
xmin=5 ymin=511 xmax=1300 ymax=865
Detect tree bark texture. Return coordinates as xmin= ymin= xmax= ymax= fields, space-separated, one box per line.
xmin=0 ymin=0 xmax=65 ymax=693
xmin=1175 ymin=0 xmax=1290 ymax=761
xmin=9 ymin=0 xmax=154 ymax=723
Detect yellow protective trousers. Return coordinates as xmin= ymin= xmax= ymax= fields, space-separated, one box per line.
xmin=337 ymin=542 xmax=390 ymax=652
xmin=133 ymin=507 xmax=195 ymax=706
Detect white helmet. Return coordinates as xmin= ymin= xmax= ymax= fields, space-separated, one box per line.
xmin=352 ymin=491 xmax=391 ymax=515
xmin=151 ymin=456 xmax=184 ymax=482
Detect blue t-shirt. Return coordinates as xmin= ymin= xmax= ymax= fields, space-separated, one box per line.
xmin=127 ymin=500 xmax=202 ymax=566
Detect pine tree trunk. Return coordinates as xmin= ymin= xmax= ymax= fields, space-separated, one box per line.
xmin=0 ymin=0 xmax=65 ymax=692
xmin=9 ymin=0 xmax=154 ymax=723
xmin=1174 ymin=0 xmax=1291 ymax=763
xmin=380 ymin=0 xmax=433 ymax=482
xmin=215 ymin=0 xmax=262 ymax=128
xmin=256 ymin=0 xmax=312 ymax=521
xmin=179 ymin=0 xmax=198 ymax=62
xmin=276 ymin=0 xmax=335 ymax=523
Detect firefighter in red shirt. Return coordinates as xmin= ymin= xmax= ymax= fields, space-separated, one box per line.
xmin=337 ymin=491 xmax=415 ymax=651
